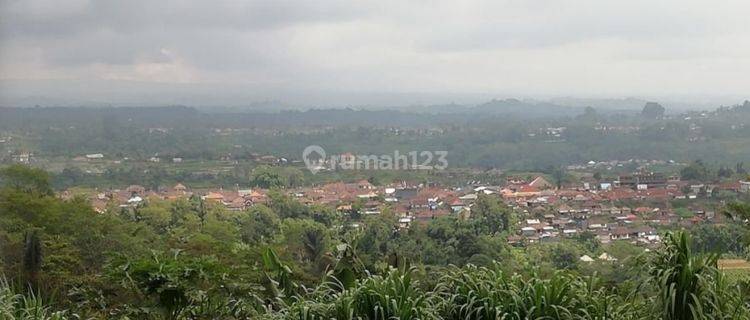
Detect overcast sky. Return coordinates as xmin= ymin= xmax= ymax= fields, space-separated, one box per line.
xmin=0 ymin=0 xmax=749 ymax=107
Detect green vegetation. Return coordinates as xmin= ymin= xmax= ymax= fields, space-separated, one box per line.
xmin=4 ymin=101 xmax=750 ymax=175
xmin=641 ymin=102 xmax=666 ymax=120
xmin=1 ymin=165 xmax=750 ymax=319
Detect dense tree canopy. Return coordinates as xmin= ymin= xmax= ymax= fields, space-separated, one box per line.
xmin=641 ymin=102 xmax=666 ymax=119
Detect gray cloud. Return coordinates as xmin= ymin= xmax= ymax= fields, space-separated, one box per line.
xmin=0 ymin=0 xmax=748 ymax=106
xmin=0 ymin=0 xmax=369 ymax=37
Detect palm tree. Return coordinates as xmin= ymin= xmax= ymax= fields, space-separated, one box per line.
xmin=724 ymin=201 xmax=750 ymax=224
xmin=649 ymin=232 xmax=749 ymax=320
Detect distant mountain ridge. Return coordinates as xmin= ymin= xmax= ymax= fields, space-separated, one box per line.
xmin=471 ymin=98 xmax=581 ymax=117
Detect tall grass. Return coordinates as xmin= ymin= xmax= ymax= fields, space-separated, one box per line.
xmin=649 ymin=232 xmax=749 ymax=320
xmin=267 ymin=231 xmax=749 ymax=320
xmin=5 ymin=231 xmax=750 ymax=319
xmin=274 ymin=267 xmax=436 ymax=320
xmin=0 ymin=278 xmax=68 ymax=320
xmin=437 ymin=264 xmax=643 ymax=320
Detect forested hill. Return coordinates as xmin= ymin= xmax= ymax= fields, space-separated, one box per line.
xmin=0 ymin=99 xmax=589 ymax=129
xmin=471 ymin=98 xmax=583 ymax=117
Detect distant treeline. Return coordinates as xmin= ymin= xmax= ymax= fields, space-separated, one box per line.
xmin=1 ymin=100 xmax=750 ymax=170
xmin=0 ymin=99 xmax=611 ymax=130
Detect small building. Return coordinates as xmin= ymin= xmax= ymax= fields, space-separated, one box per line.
xmin=619 ymin=172 xmax=666 ymax=189
xmin=127 ymin=196 xmax=143 ymax=204
xmin=598 ymin=253 xmax=618 ymax=262
xmin=126 ymin=185 xmax=146 ymax=196
xmin=521 ymin=227 xmax=537 ymax=236
xmin=202 ymin=192 xmax=224 ymax=202
xmin=12 ymin=153 xmax=32 ymax=163
xmin=173 ymin=183 xmax=188 ymax=194
xmin=741 ymin=181 xmax=750 ymax=193
xmin=398 ymin=217 xmax=413 ymax=229
xmin=528 ymin=176 xmax=554 ymax=189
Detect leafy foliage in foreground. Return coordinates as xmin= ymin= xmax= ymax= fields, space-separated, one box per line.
xmin=649 ymin=232 xmax=747 ymax=320
xmin=436 ymin=266 xmax=640 ymax=320
xmin=3 ymin=232 xmax=750 ymax=319
xmin=0 ymin=278 xmax=67 ymax=320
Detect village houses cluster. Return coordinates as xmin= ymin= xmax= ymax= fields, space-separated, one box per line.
xmin=66 ymin=171 xmax=750 ymax=249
